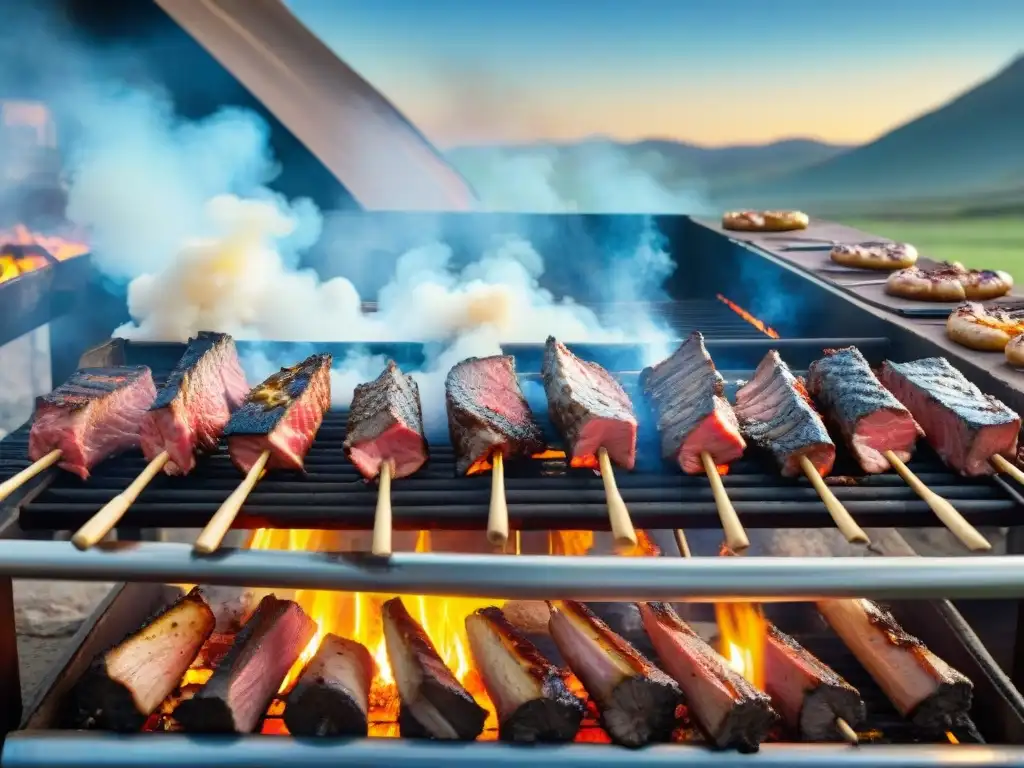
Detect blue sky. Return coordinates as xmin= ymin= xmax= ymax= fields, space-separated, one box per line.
xmin=289 ymin=0 xmax=1024 ymax=147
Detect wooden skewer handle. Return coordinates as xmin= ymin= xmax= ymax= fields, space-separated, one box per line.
xmin=673 ymin=529 xmax=692 ymax=559
xmin=701 ymin=452 xmax=749 ymax=553
xmin=71 ymin=452 xmax=170 ymax=550
xmin=486 ymin=451 xmax=509 ymax=547
xmin=371 ymin=461 xmax=393 ymax=556
xmin=885 ymin=451 xmax=991 ymax=553
xmin=992 ymin=454 xmax=1024 ymax=485
xmin=0 ymin=449 xmax=62 ymax=503
xmin=194 ymin=451 xmax=270 ymax=554
xmin=798 ymin=455 xmax=870 ymax=545
xmin=598 ymin=447 xmax=637 ymax=549
xmin=835 ymin=717 xmax=859 ymax=745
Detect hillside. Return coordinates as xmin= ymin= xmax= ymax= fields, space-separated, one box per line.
xmin=718 ymin=54 xmax=1024 ymax=212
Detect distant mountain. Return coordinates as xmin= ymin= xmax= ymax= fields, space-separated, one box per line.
xmin=718 ymin=54 xmax=1024 ymax=213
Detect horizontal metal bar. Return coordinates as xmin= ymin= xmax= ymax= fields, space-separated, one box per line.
xmin=2 ymin=733 xmax=1019 ymax=768
xmin=0 ymin=541 xmax=1023 ymax=601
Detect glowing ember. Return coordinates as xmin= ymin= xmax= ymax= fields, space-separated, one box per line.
xmin=946 ymin=731 xmax=960 ymax=745
xmin=715 ymin=602 xmax=767 ymax=692
xmin=716 ymin=294 xmax=780 ymax=339
xmin=0 ymin=225 xmax=88 ymax=285
xmin=466 ymin=449 xmax=568 ymax=475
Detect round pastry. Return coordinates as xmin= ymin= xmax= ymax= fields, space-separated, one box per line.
xmin=1005 ymin=334 xmax=1024 ymax=367
xmin=830 ymin=241 xmax=918 ymax=271
xmin=961 ymin=269 xmax=1014 ymax=301
xmin=886 ymin=266 xmax=966 ymax=301
xmin=946 ymin=302 xmax=1024 ymax=352
xmin=761 ymin=210 xmax=809 ymax=232
xmin=722 ymin=211 xmax=765 ymax=231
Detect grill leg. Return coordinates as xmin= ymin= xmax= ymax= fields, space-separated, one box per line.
xmin=0 ymin=575 xmax=22 ymax=734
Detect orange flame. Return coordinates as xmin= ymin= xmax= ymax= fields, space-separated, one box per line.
xmin=466 ymin=449 xmax=568 ymax=475
xmin=618 ymin=529 xmax=661 ymax=557
xmin=716 ymin=293 xmax=780 ymax=339
xmin=946 ymin=731 xmax=960 ymax=745
xmin=0 ymin=225 xmax=88 ymax=285
xmin=715 ymin=602 xmax=767 ymax=691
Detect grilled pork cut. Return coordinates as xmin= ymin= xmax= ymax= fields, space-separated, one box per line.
xmin=808 ymin=347 xmax=920 ymax=474
xmin=640 ymin=332 xmax=746 ymax=473
xmin=639 ymin=602 xmax=775 ymax=751
xmin=445 ymin=355 xmax=544 ymax=475
xmin=879 ymin=357 xmax=1020 ymax=476
xmin=818 ymin=599 xmax=972 ymax=733
xmin=465 ymin=606 xmax=586 ymax=743
xmin=344 ymin=360 xmax=428 ymax=479
xmin=28 ymin=366 xmax=157 ymax=480
xmin=549 ymin=600 xmax=681 ymax=747
xmin=284 ymin=634 xmax=375 ymax=737
xmin=224 ymin=353 xmax=332 ymax=474
xmin=733 ymin=351 xmax=835 ymax=477
xmin=383 ymin=597 xmax=488 ymax=740
xmin=542 ymin=337 xmax=637 ymax=469
xmin=139 ymin=331 xmax=249 ymax=475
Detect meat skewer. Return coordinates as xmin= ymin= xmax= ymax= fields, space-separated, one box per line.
xmin=817 ymin=598 xmax=973 ymax=735
xmin=809 ymin=347 xmax=989 ymax=552
xmin=283 ymin=634 xmax=375 ymax=737
xmin=542 ymin=337 xmax=639 ymax=549
xmin=640 ymin=331 xmax=750 ymax=551
xmin=343 ymin=360 xmax=428 ymax=556
xmin=548 ymin=600 xmax=681 ymax=747
xmin=465 ymin=606 xmax=586 ymax=742
xmin=734 ymin=351 xmax=868 ymax=545
xmin=194 ymin=354 xmax=332 ymax=553
xmin=0 ymin=366 xmax=157 ymax=503
xmin=71 ymin=332 xmax=249 ymax=550
xmin=446 ymin=355 xmax=545 ymax=548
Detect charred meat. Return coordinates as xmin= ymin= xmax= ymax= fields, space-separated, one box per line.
xmin=445 ymin=355 xmax=545 ymax=475
xmin=383 ymin=597 xmax=488 ymax=740
xmin=879 ymin=357 xmax=1020 ymax=476
xmin=549 ymin=600 xmax=681 ymax=747
xmin=173 ymin=595 xmax=317 ymax=734
xmin=640 ymin=332 xmax=746 ymax=473
xmin=66 ymin=587 xmax=215 ymax=732
xmin=733 ymin=351 xmax=835 ymax=477
xmin=139 ymin=331 xmax=249 ymax=475
xmin=640 ymin=602 xmax=774 ymax=751
xmin=344 ymin=360 xmax=428 ymax=480
xmin=283 ymin=634 xmax=375 ymax=737
xmin=808 ymin=347 xmax=920 ymax=474
xmin=817 ymin=598 xmax=972 ymax=733
xmin=224 ymin=354 xmax=332 ymax=474
xmin=28 ymin=366 xmax=157 ymax=480
xmin=542 ymin=337 xmax=637 ymax=469
xmin=466 ymin=606 xmax=585 ymax=743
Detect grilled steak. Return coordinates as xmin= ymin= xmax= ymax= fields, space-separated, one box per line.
xmin=542 ymin=337 xmax=637 ymax=469
xmin=28 ymin=366 xmax=157 ymax=480
xmin=344 ymin=360 xmax=428 ymax=480
xmin=764 ymin=624 xmax=865 ymax=741
xmin=283 ymin=634 xmax=375 ymax=737
xmin=640 ymin=602 xmax=775 ymax=751
xmin=139 ymin=331 xmax=249 ymax=475
xmin=640 ymin=332 xmax=746 ymax=473
xmin=733 ymin=351 xmax=835 ymax=477
xmin=879 ymin=357 xmax=1020 ymax=476
xmin=383 ymin=597 xmax=488 ymax=740
xmin=445 ymin=355 xmax=544 ymax=475
xmin=808 ymin=347 xmax=920 ymax=474
xmin=465 ymin=606 xmax=585 ymax=743
xmin=818 ymin=599 xmax=972 ymax=734
xmin=224 ymin=353 xmax=332 ymax=474
xmin=549 ymin=600 xmax=681 ymax=747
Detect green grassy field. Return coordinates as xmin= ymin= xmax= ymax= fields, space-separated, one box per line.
xmin=839 ymin=215 xmax=1024 ymax=281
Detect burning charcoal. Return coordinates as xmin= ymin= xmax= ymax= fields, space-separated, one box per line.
xmin=733 ymin=351 xmax=836 ymax=477
xmin=465 ymin=607 xmax=585 ymax=743
xmin=640 ymin=331 xmax=747 ymax=473
xmin=818 ymin=599 xmax=972 ymax=734
xmin=542 ymin=337 xmax=637 ymax=469
xmin=344 ymin=360 xmax=428 ymax=480
xmin=28 ymin=366 xmax=157 ymax=480
xmin=66 ymin=587 xmax=215 ymax=732
xmin=445 ymin=355 xmax=545 ymax=475
xmin=283 ymin=634 xmax=375 ymax=737
xmin=173 ymin=595 xmax=317 ymax=734
xmin=639 ymin=602 xmax=775 ymax=751
xmin=764 ymin=624 xmax=865 ymax=741
xmin=549 ymin=600 xmax=681 ymax=747
xmin=139 ymin=331 xmax=249 ymax=475
xmin=224 ymin=353 xmax=332 ymax=474
xmin=382 ymin=597 xmax=487 ymax=740
xmin=879 ymin=357 xmax=1020 ymax=476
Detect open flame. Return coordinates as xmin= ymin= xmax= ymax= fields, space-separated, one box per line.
xmin=465 ymin=448 xmax=567 ymax=476
xmin=716 ymin=293 xmax=780 ymax=339
xmin=0 ymin=225 xmax=89 ymax=285
xmin=715 ymin=602 xmax=767 ymax=692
